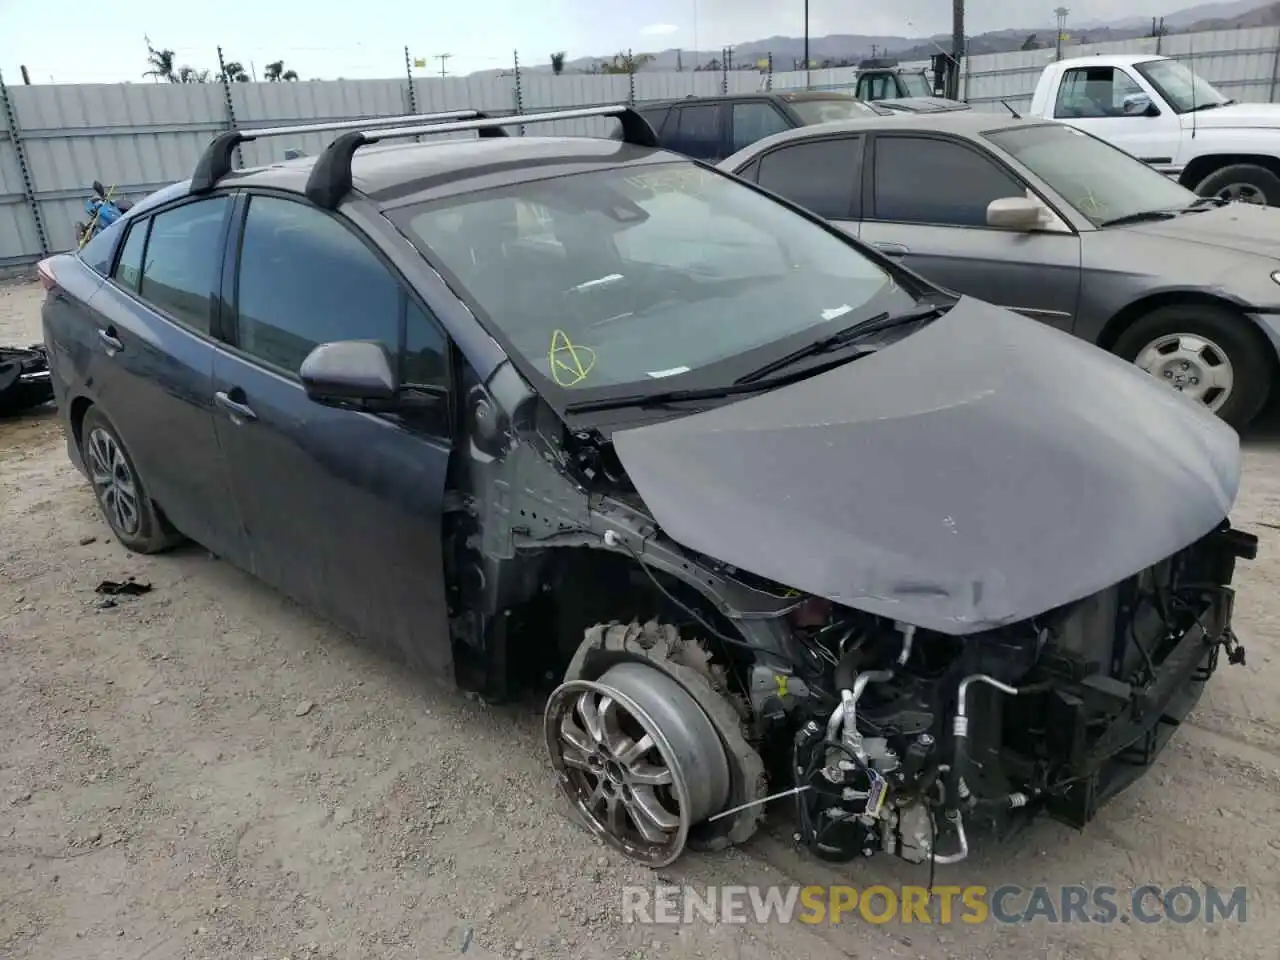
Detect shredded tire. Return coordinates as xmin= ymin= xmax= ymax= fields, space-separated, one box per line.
xmin=563 ymin=620 xmax=768 ymax=851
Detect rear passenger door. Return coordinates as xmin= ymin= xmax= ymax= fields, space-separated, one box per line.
xmin=82 ymin=195 xmax=248 ymax=562
xmin=211 ymin=192 xmax=455 ymax=675
xmin=859 ymin=133 xmax=1082 ymax=331
xmin=746 ymin=135 xmax=865 ymax=237
xmin=664 ymin=102 xmax=727 ymax=161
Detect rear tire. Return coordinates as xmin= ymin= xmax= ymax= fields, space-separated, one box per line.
xmin=1193 ymin=163 xmax=1280 ymax=206
xmin=1112 ymin=304 xmax=1273 ymax=430
xmin=79 ymin=406 xmax=184 ymax=553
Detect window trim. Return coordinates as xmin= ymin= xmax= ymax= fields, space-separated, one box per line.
xmin=744 ymin=133 xmax=865 ymax=220
xmin=864 ymin=131 xmax=1072 ymax=233
xmin=1052 ymin=66 xmax=1147 ymax=120
xmin=223 ymin=188 xmax=454 ymax=397
xmin=103 ymin=191 xmax=236 ymax=341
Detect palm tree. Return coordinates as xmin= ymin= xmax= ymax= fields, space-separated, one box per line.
xmin=550 ymin=51 xmax=566 ymax=75
xmin=264 ymin=60 xmax=299 ymax=82
xmin=218 ymin=61 xmax=250 ymax=82
xmin=143 ymin=42 xmax=176 ymax=83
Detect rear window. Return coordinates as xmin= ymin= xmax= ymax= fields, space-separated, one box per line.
xmin=788 ymin=99 xmax=882 ymax=124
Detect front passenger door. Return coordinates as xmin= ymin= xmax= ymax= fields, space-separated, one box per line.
xmin=859 ymin=134 xmax=1082 ymax=332
xmin=212 ymin=193 xmax=455 ymax=675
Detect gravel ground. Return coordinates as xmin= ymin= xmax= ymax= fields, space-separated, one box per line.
xmin=2 ymin=276 xmax=1279 ymax=960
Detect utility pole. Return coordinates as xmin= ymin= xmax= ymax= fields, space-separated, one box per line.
xmin=804 ymin=0 xmax=811 ymax=87
xmin=434 ymin=53 xmax=452 ymax=78
xmin=951 ymin=0 xmax=964 ymax=99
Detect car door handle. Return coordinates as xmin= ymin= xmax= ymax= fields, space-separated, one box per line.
xmin=98 ymin=328 xmax=124 ymax=353
xmin=872 ymin=241 xmax=910 ymax=257
xmin=214 ymin=390 xmax=257 ymax=423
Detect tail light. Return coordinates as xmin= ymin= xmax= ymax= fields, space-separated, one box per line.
xmin=36 ymin=257 xmax=57 ymax=293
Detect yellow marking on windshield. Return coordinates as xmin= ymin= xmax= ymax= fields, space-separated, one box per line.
xmin=548 ymin=329 xmax=597 ymax=387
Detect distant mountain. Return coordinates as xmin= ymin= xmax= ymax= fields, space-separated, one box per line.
xmin=472 ymin=1 xmax=1277 ymax=77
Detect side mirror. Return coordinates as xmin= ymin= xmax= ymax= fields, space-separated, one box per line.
xmin=92 ymin=179 xmax=106 ymax=197
xmin=299 ymin=340 xmax=398 ymax=406
xmin=987 ymin=196 xmax=1046 ymax=231
xmin=1122 ymin=93 xmax=1156 ymax=116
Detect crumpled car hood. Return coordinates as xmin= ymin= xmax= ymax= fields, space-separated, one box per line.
xmin=611 ymin=297 xmax=1241 ymax=635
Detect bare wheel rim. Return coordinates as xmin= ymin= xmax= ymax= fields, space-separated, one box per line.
xmin=544 ymin=662 xmax=731 ymax=867
xmin=87 ymin=427 xmax=141 ymax=536
xmin=1134 ymin=332 xmax=1234 ymax=412
xmin=1216 ymin=182 xmax=1267 ymax=205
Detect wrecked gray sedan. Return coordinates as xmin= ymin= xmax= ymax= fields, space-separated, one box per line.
xmin=38 ymin=106 xmax=1255 ymax=871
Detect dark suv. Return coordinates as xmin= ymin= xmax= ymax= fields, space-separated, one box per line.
xmin=36 ymin=104 xmax=1253 ymax=873
xmin=632 ymin=91 xmax=890 ymax=162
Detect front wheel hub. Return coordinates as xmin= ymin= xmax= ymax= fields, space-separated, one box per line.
xmin=1134 ymin=332 xmax=1234 ymax=411
xmin=544 ymin=662 xmax=731 ymax=867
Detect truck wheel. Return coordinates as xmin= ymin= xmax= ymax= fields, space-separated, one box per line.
xmin=1194 ymin=163 xmax=1280 ymax=206
xmin=80 ymin=406 xmax=185 ymax=553
xmin=1112 ymin=304 xmax=1273 ymax=429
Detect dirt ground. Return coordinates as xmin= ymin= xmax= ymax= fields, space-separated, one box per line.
xmin=2 ymin=276 xmax=1279 ymax=960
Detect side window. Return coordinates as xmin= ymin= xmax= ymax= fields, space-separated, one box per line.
xmin=671 ymin=104 xmax=721 ymax=157
xmin=403 ymin=300 xmax=450 ymax=387
xmin=112 ymin=219 xmax=148 ymax=293
xmin=873 ymin=136 xmax=1023 ymax=227
xmin=755 ymin=137 xmax=863 ymax=219
xmin=858 ymin=74 xmax=894 ymax=101
xmin=80 ymin=217 xmax=128 ymax=276
xmin=234 ymin=195 xmax=402 ymax=375
xmin=137 ymin=197 xmax=231 ymax=333
xmin=736 ymin=159 xmax=761 ymax=182
xmin=731 ymin=102 xmax=792 ymax=151
xmin=637 ymin=106 xmax=671 ymax=136
xmin=1054 ymin=67 xmax=1145 ymax=118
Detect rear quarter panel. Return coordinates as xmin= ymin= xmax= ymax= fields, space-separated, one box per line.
xmin=42 ymin=255 xmax=109 ymax=466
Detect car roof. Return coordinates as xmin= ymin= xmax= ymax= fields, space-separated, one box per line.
xmin=212 ymin=134 xmax=685 ymax=208
xmin=640 ymin=90 xmax=864 ymax=107
xmin=718 ymin=111 xmax=1045 ymax=168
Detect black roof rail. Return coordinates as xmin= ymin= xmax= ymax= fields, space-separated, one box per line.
xmin=303 ymin=104 xmax=660 ymax=210
xmin=188 ymin=109 xmax=487 ymax=196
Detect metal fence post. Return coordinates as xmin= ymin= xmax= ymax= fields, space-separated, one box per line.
xmin=627 ymin=48 xmax=637 ymax=104
xmin=721 ymin=48 xmax=728 ymax=94
xmin=404 ymin=46 xmax=418 ymax=114
xmin=215 ymin=47 xmax=244 ymax=169
xmin=766 ymin=52 xmax=774 ymax=90
xmin=0 ymin=68 xmax=48 ymax=257
xmin=1269 ymin=27 xmax=1280 ymax=103
xmin=513 ymin=50 xmax=525 ymax=135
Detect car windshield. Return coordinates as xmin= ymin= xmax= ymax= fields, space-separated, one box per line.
xmin=984 ymin=122 xmax=1198 ymax=226
xmin=899 ymin=73 xmax=933 ymax=98
xmin=393 ymin=162 xmax=905 ymax=393
xmin=790 ymin=98 xmax=882 ymax=123
xmin=1134 ymin=58 xmax=1231 ymax=113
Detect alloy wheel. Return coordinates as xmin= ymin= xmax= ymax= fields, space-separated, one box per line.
xmin=1134 ymin=332 xmax=1234 ymax=412
xmin=1216 ymin=182 xmax=1267 ymax=205
xmin=544 ymin=662 xmax=730 ymax=867
xmin=87 ymin=427 xmax=141 ymax=536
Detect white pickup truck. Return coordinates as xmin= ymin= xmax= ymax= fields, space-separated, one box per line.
xmin=1027 ymin=53 xmax=1280 ymax=205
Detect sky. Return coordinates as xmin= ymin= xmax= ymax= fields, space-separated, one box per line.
xmin=0 ymin=0 xmax=1183 ymax=84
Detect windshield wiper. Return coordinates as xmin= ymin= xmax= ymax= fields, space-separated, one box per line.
xmin=735 ymin=301 xmax=953 ymax=384
xmin=1098 ymin=209 xmax=1179 ymax=227
xmin=1187 ymin=100 xmax=1230 ymax=112
xmin=563 ymin=369 xmax=819 ymax=414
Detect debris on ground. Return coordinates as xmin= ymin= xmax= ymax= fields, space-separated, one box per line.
xmin=94 ymin=579 xmax=152 ymax=597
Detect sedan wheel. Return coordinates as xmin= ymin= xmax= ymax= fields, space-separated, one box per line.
xmin=87 ymin=426 xmax=142 ymax=536
xmin=1215 ymin=182 xmax=1268 ymax=205
xmin=544 ymin=661 xmax=731 ymax=867
xmin=1133 ymin=332 xmax=1234 ymax=413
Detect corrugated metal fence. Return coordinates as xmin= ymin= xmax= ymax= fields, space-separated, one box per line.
xmin=5 ymin=25 xmax=1280 ymax=269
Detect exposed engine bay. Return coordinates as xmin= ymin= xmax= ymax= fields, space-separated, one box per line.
xmin=446 ymin=328 xmax=1255 ymax=870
